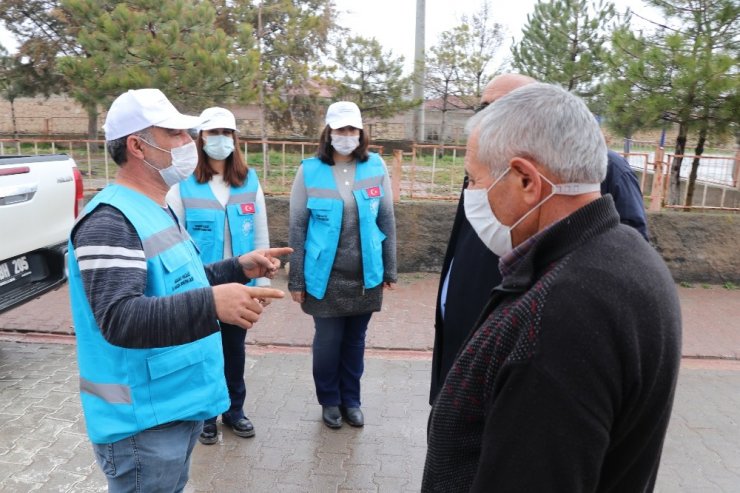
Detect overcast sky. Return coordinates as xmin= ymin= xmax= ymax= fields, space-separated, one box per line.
xmin=1 ymin=0 xmax=661 ymax=72
xmin=333 ymin=0 xmax=662 ymax=73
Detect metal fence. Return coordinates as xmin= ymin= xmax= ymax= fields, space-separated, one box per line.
xmin=621 ymin=149 xmax=739 ymax=210
xmin=1 ymin=137 xmax=737 ymax=209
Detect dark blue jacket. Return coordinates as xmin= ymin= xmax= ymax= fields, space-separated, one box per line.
xmin=601 ymin=150 xmax=649 ymax=240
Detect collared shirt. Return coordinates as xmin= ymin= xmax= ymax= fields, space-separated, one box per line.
xmin=498 ymin=226 xmax=551 ymax=279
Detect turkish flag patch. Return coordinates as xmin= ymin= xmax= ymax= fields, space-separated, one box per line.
xmin=240 ymin=203 xmax=256 ymax=214
xmin=366 ymin=186 xmax=381 ymax=197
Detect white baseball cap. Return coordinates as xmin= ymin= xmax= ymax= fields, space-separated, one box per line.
xmin=325 ymin=101 xmax=363 ymax=130
xmin=103 ymin=88 xmax=202 ymax=141
xmin=199 ymin=107 xmax=237 ymax=132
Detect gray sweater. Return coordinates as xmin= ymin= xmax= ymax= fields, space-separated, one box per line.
xmin=288 ymin=157 xmax=397 ymax=317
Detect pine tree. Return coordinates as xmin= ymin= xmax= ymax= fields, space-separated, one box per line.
xmin=59 ymin=0 xmax=258 ymax=120
xmin=605 ymin=0 xmax=739 ymax=205
xmin=511 ymin=0 xmax=618 ymax=109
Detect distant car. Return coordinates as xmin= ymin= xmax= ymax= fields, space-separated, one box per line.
xmin=0 ymin=154 xmax=84 ymax=313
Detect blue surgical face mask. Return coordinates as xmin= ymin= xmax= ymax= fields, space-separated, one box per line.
xmin=203 ymin=134 xmax=235 ymax=161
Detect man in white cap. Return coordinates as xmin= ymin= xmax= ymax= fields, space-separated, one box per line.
xmin=68 ymin=88 xmax=290 ymax=491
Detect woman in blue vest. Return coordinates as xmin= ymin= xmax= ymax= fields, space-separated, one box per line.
xmin=167 ymin=107 xmax=270 ymax=444
xmin=288 ymin=101 xmax=397 ymax=429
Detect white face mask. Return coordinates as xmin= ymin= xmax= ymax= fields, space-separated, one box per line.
xmin=203 ymin=134 xmax=235 ymax=161
xmin=463 ymin=168 xmax=601 ymax=257
xmin=141 ymin=139 xmax=198 ymax=188
xmin=331 ymin=133 xmax=359 ymax=156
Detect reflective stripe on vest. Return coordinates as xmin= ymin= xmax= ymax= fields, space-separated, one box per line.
xmin=69 ymin=184 xmax=229 ymax=444
xmin=80 ymin=377 xmax=131 ymax=404
xmin=301 ymin=153 xmax=387 ymax=299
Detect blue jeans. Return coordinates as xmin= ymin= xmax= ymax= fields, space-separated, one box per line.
xmin=92 ymin=420 xmax=202 ymax=493
xmin=312 ymin=313 xmax=372 ymax=408
xmin=206 ymin=322 xmax=247 ymax=425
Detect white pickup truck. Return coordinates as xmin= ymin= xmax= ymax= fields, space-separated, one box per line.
xmin=0 ymin=154 xmax=84 ymax=313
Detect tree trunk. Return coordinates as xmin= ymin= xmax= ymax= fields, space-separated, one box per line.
xmin=86 ymin=104 xmax=100 ymax=150
xmin=734 ymin=130 xmax=740 ymax=188
xmin=438 ymin=91 xmax=449 ymax=158
xmin=10 ymin=98 xmax=18 ymax=139
xmin=439 ymin=110 xmax=447 ymax=144
xmin=669 ymin=124 xmax=688 ymax=205
xmin=684 ymin=126 xmax=707 ymax=209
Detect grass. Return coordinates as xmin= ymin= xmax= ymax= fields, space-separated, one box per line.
xmin=679 ymin=281 xmax=694 ymax=288
xmin=723 ymin=282 xmax=738 ymax=290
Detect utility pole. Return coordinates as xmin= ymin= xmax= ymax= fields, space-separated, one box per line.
xmin=412 ymin=0 xmax=425 ymax=143
xmin=258 ymin=1 xmax=269 ymax=176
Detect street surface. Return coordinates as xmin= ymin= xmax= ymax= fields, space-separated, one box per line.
xmin=0 ymin=271 xmax=738 ymax=492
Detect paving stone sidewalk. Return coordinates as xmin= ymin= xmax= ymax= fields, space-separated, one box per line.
xmin=0 ymin=343 xmax=739 ymax=492
xmin=0 ymin=271 xmax=738 ymax=358
xmin=0 ymin=271 xmax=738 ymax=491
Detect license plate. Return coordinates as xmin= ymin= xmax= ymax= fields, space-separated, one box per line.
xmin=0 ymin=254 xmax=32 ymax=292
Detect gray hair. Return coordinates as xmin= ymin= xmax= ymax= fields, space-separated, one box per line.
xmin=466 ymin=83 xmax=607 ymax=183
xmin=106 ymin=127 xmax=154 ymax=166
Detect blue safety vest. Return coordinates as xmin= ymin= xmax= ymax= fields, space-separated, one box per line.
xmin=179 ymin=169 xmax=260 ymax=265
xmin=68 ymin=184 xmax=229 ymax=444
xmin=302 ymin=153 xmax=387 ymax=299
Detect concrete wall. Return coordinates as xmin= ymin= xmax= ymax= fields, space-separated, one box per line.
xmin=0 ymin=95 xmax=90 ymax=135
xmin=265 ymin=196 xmax=740 ymax=284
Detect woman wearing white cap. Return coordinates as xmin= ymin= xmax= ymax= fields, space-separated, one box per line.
xmin=288 ymin=101 xmax=397 ymax=429
xmin=167 ymin=107 xmax=269 ymax=444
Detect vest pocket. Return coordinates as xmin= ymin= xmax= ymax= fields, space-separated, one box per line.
xmin=160 ymin=247 xmax=199 ymax=295
xmin=147 ymin=344 xmax=204 ymax=380
xmin=307 ymin=197 xmax=335 ymax=219
xmin=307 ymin=197 xmax=337 ymax=241
xmin=146 ymin=344 xmax=208 ymax=420
xmin=185 ymin=209 xmax=217 ymax=257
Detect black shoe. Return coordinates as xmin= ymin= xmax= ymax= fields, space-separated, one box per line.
xmin=223 ymin=416 xmax=256 ymax=438
xmin=340 ymin=406 xmax=364 ymax=427
xmin=199 ymin=423 xmax=218 ymax=445
xmin=322 ymin=405 xmax=342 ymax=429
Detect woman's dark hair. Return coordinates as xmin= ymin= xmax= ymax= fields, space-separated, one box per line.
xmin=194 ymin=131 xmax=248 ymax=187
xmin=316 ymin=125 xmax=370 ymax=165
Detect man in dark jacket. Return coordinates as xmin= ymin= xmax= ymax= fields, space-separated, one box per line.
xmin=603 ymin=149 xmax=649 ymax=240
xmin=430 ymin=74 xmax=649 ymax=404
xmin=422 ymin=83 xmax=681 ymax=491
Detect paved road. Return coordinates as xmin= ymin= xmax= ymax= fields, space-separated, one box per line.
xmin=0 ymin=271 xmax=738 ymax=492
